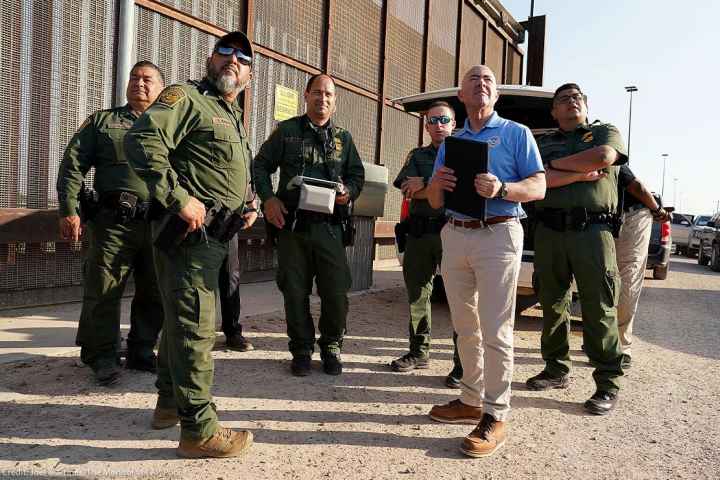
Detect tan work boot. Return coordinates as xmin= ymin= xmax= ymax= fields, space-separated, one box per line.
xmin=151 ymin=401 xmax=179 ymax=430
xmin=429 ymin=399 xmax=483 ymax=424
xmin=460 ymin=413 xmax=506 ymax=458
xmin=177 ymin=427 xmax=253 ymax=458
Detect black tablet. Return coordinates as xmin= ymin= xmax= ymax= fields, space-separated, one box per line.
xmin=443 ymin=136 xmax=488 ymax=219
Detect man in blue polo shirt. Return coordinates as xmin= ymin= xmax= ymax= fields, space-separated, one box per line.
xmin=425 ymin=65 xmax=546 ymax=458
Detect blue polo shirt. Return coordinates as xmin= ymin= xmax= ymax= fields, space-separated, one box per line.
xmin=432 ymin=112 xmax=544 ymax=220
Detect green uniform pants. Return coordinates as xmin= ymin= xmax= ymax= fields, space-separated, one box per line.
xmin=402 ymin=232 xmax=442 ymax=358
xmin=276 ymin=222 xmax=352 ymax=357
xmin=534 ymin=223 xmax=623 ymax=393
xmin=77 ymin=215 xmax=163 ymax=367
xmin=153 ymin=230 xmax=227 ymax=440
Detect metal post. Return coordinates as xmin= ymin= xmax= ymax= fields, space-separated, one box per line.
xmin=624 ymin=85 xmax=637 ymax=159
xmin=661 ymin=153 xmax=669 ymax=198
xmin=115 ymin=0 xmax=135 ymax=107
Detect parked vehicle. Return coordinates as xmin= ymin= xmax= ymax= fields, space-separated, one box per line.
xmin=647 ymin=208 xmax=672 ymax=280
xmin=688 ymin=214 xmax=713 ymax=257
xmin=670 ymin=213 xmax=692 ymax=256
xmin=697 ymin=212 xmax=720 ymax=270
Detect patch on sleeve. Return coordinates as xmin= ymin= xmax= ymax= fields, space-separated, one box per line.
xmin=78 ymin=114 xmax=93 ymax=130
xmin=582 ymin=132 xmax=594 ymax=143
xmin=156 ymin=86 xmax=186 ymax=107
xmin=334 ymin=137 xmax=343 ymax=152
xmin=402 ymin=150 xmax=416 ymax=167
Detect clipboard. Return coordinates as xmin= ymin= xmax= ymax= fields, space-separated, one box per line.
xmin=443 ymin=136 xmax=489 ymax=219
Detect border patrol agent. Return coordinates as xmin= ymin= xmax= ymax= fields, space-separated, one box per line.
xmin=390 ymin=101 xmax=463 ymax=388
xmin=126 ymin=32 xmax=255 ymax=459
xmin=56 ymin=61 xmax=165 ymax=385
xmin=253 ymin=74 xmax=365 ymax=377
xmin=526 ymin=83 xmax=628 ymax=416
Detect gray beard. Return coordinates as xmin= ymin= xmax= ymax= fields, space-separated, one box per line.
xmin=208 ymin=67 xmax=245 ymax=96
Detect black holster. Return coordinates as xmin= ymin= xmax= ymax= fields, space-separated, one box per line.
xmin=335 ymin=204 xmax=355 ymax=247
xmin=395 ymin=220 xmax=409 ymax=253
xmin=153 ymin=200 xmax=231 ymax=252
xmin=207 ymin=205 xmax=247 ymax=243
xmin=78 ymin=185 xmax=100 ymax=223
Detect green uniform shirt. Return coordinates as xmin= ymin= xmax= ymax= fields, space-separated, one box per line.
xmin=393 ymin=144 xmax=444 ymax=218
xmin=536 ymin=120 xmax=628 ymax=212
xmin=252 ymin=115 xmax=365 ymax=209
xmin=125 ymin=80 xmax=251 ymax=213
xmin=56 ymin=105 xmax=149 ymax=217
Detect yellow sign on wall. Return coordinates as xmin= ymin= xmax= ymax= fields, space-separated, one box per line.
xmin=273 ymin=84 xmax=299 ymax=121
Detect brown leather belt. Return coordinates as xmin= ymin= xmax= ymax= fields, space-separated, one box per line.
xmin=448 ymin=216 xmax=514 ymax=229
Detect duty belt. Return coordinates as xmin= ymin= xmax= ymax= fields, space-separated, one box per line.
xmin=536 ymin=207 xmax=615 ymax=232
xmin=406 ymin=215 xmax=446 ymax=236
xmin=100 ymin=191 xmax=150 ymax=223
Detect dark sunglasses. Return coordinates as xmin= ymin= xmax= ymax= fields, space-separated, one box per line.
xmin=215 ymin=46 xmax=253 ymax=66
xmin=427 ymin=115 xmax=452 ymax=125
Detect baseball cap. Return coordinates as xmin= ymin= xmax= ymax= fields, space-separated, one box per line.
xmin=214 ymin=31 xmax=254 ymax=61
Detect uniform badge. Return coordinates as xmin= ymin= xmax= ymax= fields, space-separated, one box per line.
xmin=156 ymin=86 xmax=186 ymax=107
xmin=582 ymin=132 xmax=594 ymax=143
xmin=487 ymin=136 xmax=501 ymax=148
xmin=334 ymin=137 xmax=343 ymax=152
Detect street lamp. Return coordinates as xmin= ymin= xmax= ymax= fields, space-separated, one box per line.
xmin=625 ymin=86 xmax=638 ymax=158
xmin=673 ymin=177 xmax=678 ymax=207
xmin=661 ymin=153 xmax=669 ymax=198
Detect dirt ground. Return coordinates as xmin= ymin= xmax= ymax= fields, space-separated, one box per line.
xmin=1 ymin=257 xmax=719 ymax=479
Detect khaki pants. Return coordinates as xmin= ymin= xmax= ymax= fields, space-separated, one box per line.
xmin=440 ymin=220 xmax=523 ymax=421
xmin=615 ymin=208 xmax=653 ymax=356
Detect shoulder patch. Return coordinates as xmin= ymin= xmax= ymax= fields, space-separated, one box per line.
xmin=156 ymin=85 xmax=186 ymax=107
xmin=402 ymin=149 xmax=416 ymax=167
xmin=582 ymin=131 xmax=594 ymax=143
xmin=78 ymin=114 xmax=93 ymax=130
xmin=334 ymin=137 xmax=343 ymax=152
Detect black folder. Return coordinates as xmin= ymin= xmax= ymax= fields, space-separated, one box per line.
xmin=443 ymin=136 xmax=489 ymax=219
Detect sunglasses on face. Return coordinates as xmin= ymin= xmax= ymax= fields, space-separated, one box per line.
xmin=215 ymin=46 xmax=253 ymax=66
xmin=427 ymin=115 xmax=452 ymax=125
xmin=554 ymin=93 xmax=585 ymax=105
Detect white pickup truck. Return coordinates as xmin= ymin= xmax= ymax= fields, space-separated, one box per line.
xmin=671 ymin=213 xmax=693 ymax=256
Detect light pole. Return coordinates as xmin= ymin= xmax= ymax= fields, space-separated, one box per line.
xmin=673 ymin=177 xmax=678 ymax=207
xmin=661 ymin=153 xmax=669 ymax=198
xmin=625 ymin=86 xmax=638 ymax=158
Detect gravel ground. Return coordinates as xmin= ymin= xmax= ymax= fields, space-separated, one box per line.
xmin=0 ymin=256 xmax=718 ymax=480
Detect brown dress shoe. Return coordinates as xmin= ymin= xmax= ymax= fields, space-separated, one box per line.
xmin=429 ymin=399 xmax=483 ymax=424
xmin=177 ymin=427 xmax=253 ymax=459
xmin=461 ymin=413 xmax=506 ymax=458
xmin=151 ymin=402 xmax=180 ymax=430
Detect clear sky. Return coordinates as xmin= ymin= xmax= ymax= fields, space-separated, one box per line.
xmin=501 ymin=0 xmax=719 ymax=215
